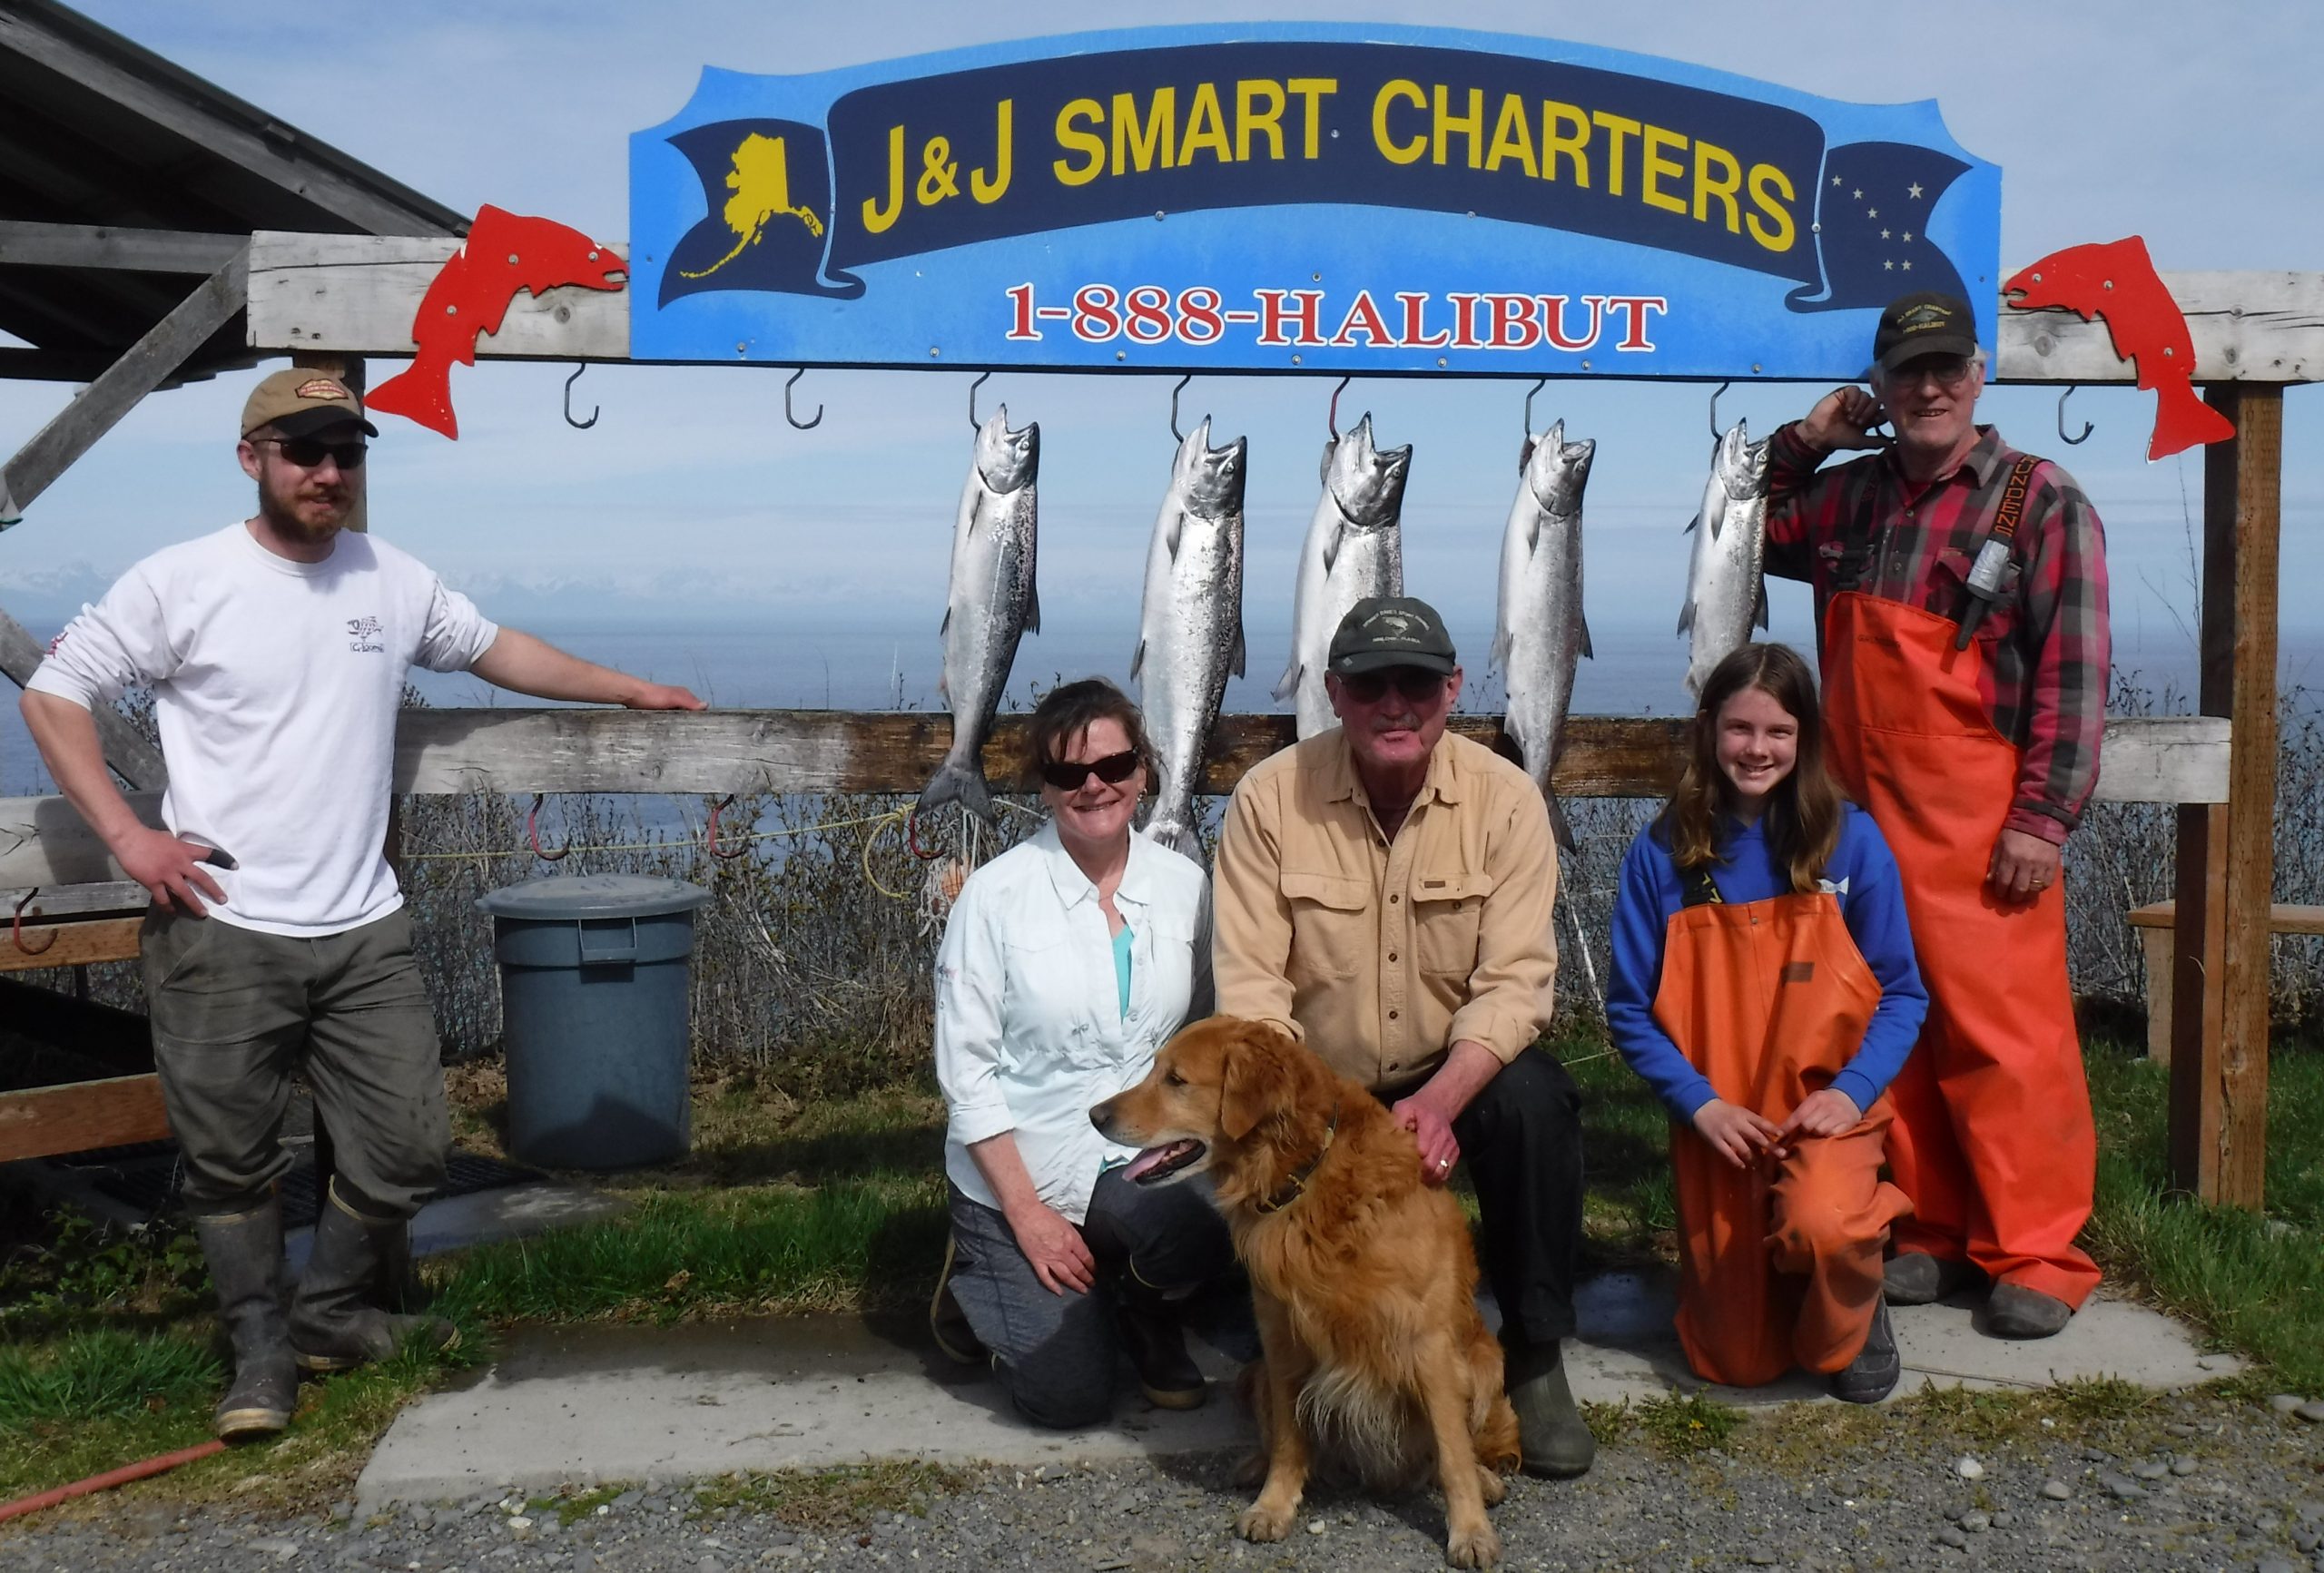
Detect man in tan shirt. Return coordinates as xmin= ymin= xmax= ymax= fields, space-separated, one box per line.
xmin=1213 ymin=596 xmax=1592 ymax=1477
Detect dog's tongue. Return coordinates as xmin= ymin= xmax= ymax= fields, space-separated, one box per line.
xmin=1121 ymin=1143 xmax=1181 ymax=1182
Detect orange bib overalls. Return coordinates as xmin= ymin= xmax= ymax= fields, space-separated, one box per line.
xmin=1652 ymin=880 xmax=1912 ymax=1386
xmin=1819 ymin=589 xmax=2101 ymax=1308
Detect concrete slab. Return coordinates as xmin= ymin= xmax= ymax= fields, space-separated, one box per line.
xmin=1565 ymin=1269 xmax=2239 ymax=1409
xmin=356 ymin=1268 xmax=2238 ymax=1509
xmin=285 ymin=1181 xmax=624 ymax=1277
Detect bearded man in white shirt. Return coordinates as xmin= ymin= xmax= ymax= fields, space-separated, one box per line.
xmin=22 ymin=369 xmax=704 ymax=1443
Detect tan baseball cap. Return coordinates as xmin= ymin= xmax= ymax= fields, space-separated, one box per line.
xmin=240 ymin=369 xmax=379 ymax=439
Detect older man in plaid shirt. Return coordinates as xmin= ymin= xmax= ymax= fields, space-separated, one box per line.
xmin=1764 ymin=291 xmax=2110 ymax=1342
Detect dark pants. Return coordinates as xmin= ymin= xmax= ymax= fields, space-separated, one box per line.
xmin=947 ymin=1169 xmax=1249 ymax=1430
xmin=142 ymin=906 xmax=448 ymax=1220
xmin=1451 ymin=1047 xmax=1584 ymax=1350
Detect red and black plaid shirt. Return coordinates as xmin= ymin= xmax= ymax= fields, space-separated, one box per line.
xmin=1765 ymin=423 xmax=2111 ymax=844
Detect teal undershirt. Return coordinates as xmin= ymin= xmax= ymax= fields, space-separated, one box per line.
xmin=1113 ymin=925 xmax=1134 ymax=1019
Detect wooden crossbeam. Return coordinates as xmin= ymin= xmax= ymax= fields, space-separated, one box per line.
xmin=0 ymin=246 xmax=248 ymax=526
xmin=0 ymin=219 xmax=250 ymax=273
xmin=240 ymin=232 xmax=2322 ymax=386
xmin=0 ymin=914 xmax=142 ymax=974
xmin=0 ymin=1074 xmax=171 ymax=1165
xmin=0 ymin=712 xmax=2231 ymax=891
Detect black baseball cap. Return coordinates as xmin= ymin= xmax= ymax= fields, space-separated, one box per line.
xmin=1872 ymin=291 xmax=1978 ymax=373
xmin=1327 ymin=596 xmax=1458 ymax=677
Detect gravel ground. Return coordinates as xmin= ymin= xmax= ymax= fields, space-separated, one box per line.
xmin=4 ymin=1394 xmax=2319 ymax=1573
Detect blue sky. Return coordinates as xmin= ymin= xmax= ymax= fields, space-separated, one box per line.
xmin=1 ymin=0 xmax=2317 ymax=684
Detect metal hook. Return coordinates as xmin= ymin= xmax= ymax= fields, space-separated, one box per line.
xmin=2058 ymin=385 xmax=2093 ymax=446
xmin=1709 ymin=380 xmax=1731 ymax=438
xmin=563 ymin=364 xmax=597 ymax=430
xmin=969 ymin=371 xmax=991 ymax=430
xmin=1327 ymin=375 xmax=1352 ymax=439
xmin=527 ymin=793 xmax=574 ymax=862
xmin=706 ymin=794 xmax=753 ymax=860
xmin=11 ymin=889 xmax=54 ymax=956
xmin=783 ymin=369 xmax=822 ymax=430
xmin=1522 ymin=377 xmax=1547 ymax=438
xmin=1169 ymin=374 xmax=1192 ymax=441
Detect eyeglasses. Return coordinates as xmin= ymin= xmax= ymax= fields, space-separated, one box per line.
xmin=1337 ymin=669 xmax=1449 ymax=704
xmin=253 ymin=436 xmax=368 ymax=469
xmin=1039 ymin=749 xmax=1140 ymax=791
xmin=1884 ymin=355 xmax=1975 ymax=390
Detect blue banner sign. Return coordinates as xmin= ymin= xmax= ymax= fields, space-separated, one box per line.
xmin=629 ymin=25 xmax=1999 ymax=379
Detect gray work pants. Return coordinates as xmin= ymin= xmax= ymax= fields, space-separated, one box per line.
xmin=946 ymin=1169 xmax=1253 ymax=1430
xmin=142 ymin=905 xmax=448 ymax=1219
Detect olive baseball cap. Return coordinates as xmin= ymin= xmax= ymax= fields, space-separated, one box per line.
xmin=240 ymin=369 xmax=378 ymax=440
xmin=1327 ymin=596 xmax=1458 ymax=677
xmin=1872 ymin=291 xmax=1978 ymax=373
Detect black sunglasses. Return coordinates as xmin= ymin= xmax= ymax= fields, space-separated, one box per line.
xmin=1039 ymin=749 xmax=1141 ymax=791
xmin=1339 ymin=669 xmax=1449 ymax=704
xmin=254 ymin=436 xmax=368 ymax=469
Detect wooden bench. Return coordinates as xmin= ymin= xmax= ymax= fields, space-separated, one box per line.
xmin=0 ymin=896 xmax=170 ymax=1163
xmin=2127 ymin=900 xmax=2324 ymax=1064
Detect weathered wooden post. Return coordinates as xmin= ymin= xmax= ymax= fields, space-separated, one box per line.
xmin=2170 ymin=384 xmax=2282 ymax=1206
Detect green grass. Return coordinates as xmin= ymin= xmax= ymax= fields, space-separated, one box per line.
xmin=0 ymin=1331 xmax=221 ymax=1424
xmin=433 ymin=1176 xmax=948 ymax=1324
xmin=2081 ymin=1037 xmax=2324 ymax=1392
xmin=5 ymin=1033 xmax=2319 ymax=1511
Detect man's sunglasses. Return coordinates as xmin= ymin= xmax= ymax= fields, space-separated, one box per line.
xmin=253 ymin=436 xmax=368 ymax=469
xmin=1338 ymin=669 xmax=1449 ymax=704
xmin=1883 ymin=355 xmax=1975 ymax=390
xmin=1039 ymin=749 xmax=1141 ymax=791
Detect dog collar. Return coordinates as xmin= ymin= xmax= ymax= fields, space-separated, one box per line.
xmin=1253 ymin=1096 xmax=1341 ymax=1214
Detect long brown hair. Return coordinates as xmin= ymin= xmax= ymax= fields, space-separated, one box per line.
xmin=1022 ymin=677 xmax=1157 ymax=787
xmin=1659 ymin=644 xmax=1844 ymax=893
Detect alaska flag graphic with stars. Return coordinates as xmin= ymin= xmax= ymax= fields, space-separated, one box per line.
xmin=661 ymin=118 xmax=862 ymax=305
xmin=1786 ymin=141 xmax=1971 ymax=314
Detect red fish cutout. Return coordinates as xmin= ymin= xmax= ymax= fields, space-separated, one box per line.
xmin=366 ymin=205 xmax=628 ymax=439
xmin=2003 ymin=237 xmax=2234 ymax=462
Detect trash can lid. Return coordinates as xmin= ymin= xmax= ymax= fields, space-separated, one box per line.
xmin=476 ymin=873 xmax=712 ymax=920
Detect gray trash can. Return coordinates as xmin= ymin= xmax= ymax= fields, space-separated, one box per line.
xmin=477 ymin=873 xmax=712 ymax=1171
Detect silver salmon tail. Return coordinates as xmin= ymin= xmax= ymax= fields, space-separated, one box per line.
xmin=916 ymin=753 xmax=994 ymax=824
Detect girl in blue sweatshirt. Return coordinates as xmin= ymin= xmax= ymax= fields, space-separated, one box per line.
xmin=1607 ymin=643 xmax=1926 ymax=1401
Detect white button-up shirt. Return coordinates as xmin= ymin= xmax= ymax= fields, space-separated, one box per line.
xmin=934 ymin=822 xmax=1213 ymax=1224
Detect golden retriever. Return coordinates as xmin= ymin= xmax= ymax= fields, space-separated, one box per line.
xmin=1090 ymin=1016 xmax=1521 ymax=1568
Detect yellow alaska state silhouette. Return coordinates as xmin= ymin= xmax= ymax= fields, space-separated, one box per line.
xmin=679 ymin=133 xmax=824 ymax=280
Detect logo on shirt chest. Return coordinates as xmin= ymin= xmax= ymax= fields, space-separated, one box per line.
xmin=346 ymin=615 xmax=384 ymax=654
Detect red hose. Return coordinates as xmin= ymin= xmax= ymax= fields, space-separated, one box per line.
xmin=0 ymin=1438 xmax=227 ymax=1523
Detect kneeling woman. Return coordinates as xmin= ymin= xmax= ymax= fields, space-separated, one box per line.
xmin=1607 ymin=644 xmax=1928 ymax=1401
xmin=931 ymin=678 xmax=1245 ymax=1427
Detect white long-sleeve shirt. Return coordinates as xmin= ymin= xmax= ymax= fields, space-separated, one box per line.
xmin=934 ymin=823 xmax=1212 ymax=1224
xmin=26 ymin=522 xmax=498 ymax=936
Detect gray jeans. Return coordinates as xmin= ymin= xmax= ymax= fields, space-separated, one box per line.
xmin=947 ymin=1169 xmax=1253 ymax=1430
xmin=142 ymin=905 xmax=448 ymax=1219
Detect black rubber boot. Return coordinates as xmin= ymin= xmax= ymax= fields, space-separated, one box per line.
xmin=192 ymin=1198 xmax=298 ymax=1441
xmin=1112 ymin=1275 xmax=1206 ymax=1411
xmin=288 ymin=1181 xmax=458 ymax=1372
xmin=1830 ymin=1293 xmax=1902 ymax=1404
xmin=1506 ymin=1339 xmax=1595 ymax=1478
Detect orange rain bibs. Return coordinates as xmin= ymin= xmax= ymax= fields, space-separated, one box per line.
xmin=1651 ymin=889 xmax=1911 ymax=1386
xmin=1819 ymin=590 xmax=2101 ymax=1309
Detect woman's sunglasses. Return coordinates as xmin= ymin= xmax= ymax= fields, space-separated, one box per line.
xmin=1039 ymin=749 xmax=1140 ymax=791
xmin=253 ymin=436 xmax=368 ymax=469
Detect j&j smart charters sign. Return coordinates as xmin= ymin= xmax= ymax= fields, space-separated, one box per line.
xmin=627 ymin=25 xmax=2000 ymax=379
